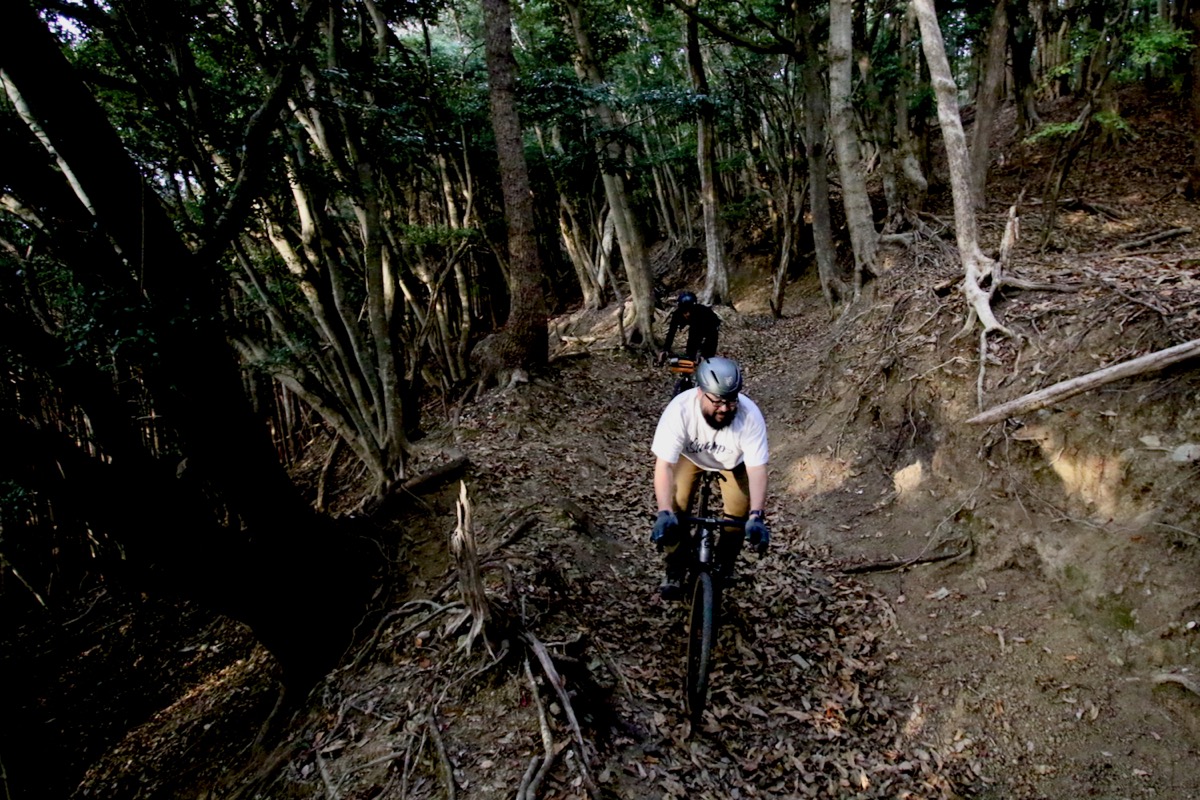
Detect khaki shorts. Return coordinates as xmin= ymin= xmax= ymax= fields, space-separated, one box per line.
xmin=671 ymin=458 xmax=750 ymax=519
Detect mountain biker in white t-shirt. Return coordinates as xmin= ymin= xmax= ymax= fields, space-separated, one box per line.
xmin=649 ymin=357 xmax=770 ymax=599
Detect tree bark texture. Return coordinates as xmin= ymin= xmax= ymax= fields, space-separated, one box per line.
xmin=483 ymin=0 xmax=549 ymax=370
xmin=563 ymin=0 xmax=657 ymax=347
xmin=1189 ymin=7 xmax=1200 ymax=196
xmin=911 ymin=0 xmax=1008 ymax=337
xmin=687 ymin=9 xmax=730 ymax=306
xmin=969 ymin=0 xmax=1010 ymax=210
xmin=800 ymin=9 xmax=845 ymax=311
xmin=897 ymin=4 xmax=929 ymax=207
xmin=829 ymin=0 xmax=878 ymax=292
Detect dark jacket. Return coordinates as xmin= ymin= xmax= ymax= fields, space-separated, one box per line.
xmin=664 ymin=304 xmax=720 ymax=360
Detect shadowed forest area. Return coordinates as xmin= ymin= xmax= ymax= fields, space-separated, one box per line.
xmin=2 ymin=0 xmax=1200 ymax=798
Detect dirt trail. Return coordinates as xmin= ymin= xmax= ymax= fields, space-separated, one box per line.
xmin=60 ymin=260 xmax=1200 ymax=799
xmin=405 ymin=291 xmax=972 ymax=799
xmin=34 ymin=86 xmax=1200 ymax=799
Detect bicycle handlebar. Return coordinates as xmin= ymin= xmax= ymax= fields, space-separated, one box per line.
xmin=677 ymin=514 xmax=743 ymax=530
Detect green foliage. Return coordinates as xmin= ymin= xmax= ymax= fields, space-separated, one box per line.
xmin=1024 ymin=121 xmax=1082 ymax=145
xmin=0 ymin=480 xmax=32 ymax=518
xmin=1093 ymin=110 xmax=1137 ymax=144
xmin=632 ymin=86 xmax=721 ymax=124
xmin=1127 ymin=19 xmax=1194 ymax=71
xmin=719 ymin=196 xmax=759 ymax=226
xmin=519 ymin=66 xmax=597 ymax=123
xmin=396 ymin=224 xmax=477 ymax=248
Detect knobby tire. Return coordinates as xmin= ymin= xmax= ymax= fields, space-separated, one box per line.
xmin=685 ymin=570 xmax=716 ymax=724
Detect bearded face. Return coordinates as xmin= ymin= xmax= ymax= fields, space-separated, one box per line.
xmin=701 ymin=396 xmax=738 ymax=430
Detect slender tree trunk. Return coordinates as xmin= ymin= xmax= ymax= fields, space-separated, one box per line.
xmin=911 ymin=0 xmax=1008 ymax=336
xmin=859 ymin=48 xmax=903 ymax=232
xmin=970 ymin=0 xmax=1009 ymax=210
xmin=897 ymin=5 xmax=929 ymax=210
xmin=1008 ymin=0 xmax=1042 ymax=133
xmin=801 ymin=9 xmax=847 ymax=311
xmin=1188 ymin=7 xmax=1200 ymax=197
xmin=558 ymin=196 xmax=602 ymax=308
xmin=562 ymin=0 xmax=657 ymax=347
xmin=481 ymin=0 xmax=549 ymax=377
xmin=686 ymin=8 xmax=730 ymax=306
xmin=829 ymin=0 xmax=878 ymax=293
xmin=643 ymin=128 xmax=680 ymax=244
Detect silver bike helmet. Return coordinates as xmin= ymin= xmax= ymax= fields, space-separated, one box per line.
xmin=695 ymin=356 xmax=742 ymax=399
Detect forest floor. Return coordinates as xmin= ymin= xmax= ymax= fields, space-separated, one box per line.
xmin=6 ymin=88 xmax=1200 ymax=799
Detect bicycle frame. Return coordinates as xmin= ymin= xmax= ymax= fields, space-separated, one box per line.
xmin=666 ymin=355 xmax=696 ymax=397
xmin=676 ymin=470 xmax=741 ymax=724
xmin=678 ymin=471 xmax=738 ymax=576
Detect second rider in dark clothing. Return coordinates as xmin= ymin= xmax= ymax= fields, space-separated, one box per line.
xmin=659 ymin=291 xmax=720 ymax=363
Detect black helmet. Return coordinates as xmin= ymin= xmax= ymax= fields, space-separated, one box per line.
xmin=695 ymin=356 xmax=742 ymax=399
xmin=678 ymin=291 xmax=697 ymax=306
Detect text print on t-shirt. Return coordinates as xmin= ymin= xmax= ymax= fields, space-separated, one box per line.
xmin=685 ymin=440 xmax=729 ymax=457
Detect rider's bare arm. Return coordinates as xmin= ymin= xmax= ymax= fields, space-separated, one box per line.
xmin=746 ymin=464 xmax=767 ymax=513
xmin=654 ymin=457 xmax=677 ymax=512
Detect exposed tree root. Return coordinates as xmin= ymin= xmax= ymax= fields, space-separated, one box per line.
xmin=427 ymin=710 xmax=458 ymax=800
xmin=516 ymin=654 xmax=562 ymax=800
xmin=522 ymin=630 xmax=597 ymax=797
xmin=837 ymin=550 xmax=966 ymax=574
xmin=1117 ymin=227 xmax=1192 ymax=250
xmin=1151 ymin=672 xmax=1200 ymax=697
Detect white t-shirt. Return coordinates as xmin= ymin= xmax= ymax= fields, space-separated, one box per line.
xmin=651 ymin=389 xmax=769 ymax=471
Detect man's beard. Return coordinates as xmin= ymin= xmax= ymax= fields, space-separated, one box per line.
xmin=702 ymin=407 xmax=735 ymax=430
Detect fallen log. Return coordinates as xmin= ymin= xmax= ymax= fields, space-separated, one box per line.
xmin=968 ymin=338 xmax=1200 ymax=425
xmin=1116 ymin=227 xmax=1192 ymax=250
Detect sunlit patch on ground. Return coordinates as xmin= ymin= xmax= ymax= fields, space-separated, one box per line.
xmin=1013 ymin=424 xmax=1131 ymax=520
xmin=784 ymin=452 xmax=852 ymax=500
xmin=893 ymin=461 xmax=925 ymax=498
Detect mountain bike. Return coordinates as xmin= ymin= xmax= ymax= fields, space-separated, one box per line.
xmin=666 ymin=355 xmax=696 ymax=397
xmin=676 ymin=470 xmax=740 ymax=724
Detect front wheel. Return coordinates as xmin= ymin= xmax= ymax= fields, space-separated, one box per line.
xmin=685 ymin=570 xmax=716 ymax=723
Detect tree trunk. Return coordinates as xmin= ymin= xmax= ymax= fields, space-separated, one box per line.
xmin=1188 ymin=7 xmax=1200 ymax=197
xmin=482 ymin=0 xmax=548 ymax=373
xmin=558 ymin=196 xmax=603 ymax=309
xmin=687 ymin=8 xmax=731 ymax=306
xmin=562 ymin=0 xmax=657 ymax=347
xmin=969 ymin=0 xmax=1009 ymax=210
xmin=859 ymin=47 xmax=903 ymax=232
xmin=1008 ymin=0 xmax=1042 ymax=134
xmin=829 ymin=0 xmax=878 ymax=292
xmin=802 ymin=8 xmax=848 ymax=311
xmin=897 ymin=4 xmax=929 ymax=209
xmin=911 ymin=0 xmax=1008 ymax=336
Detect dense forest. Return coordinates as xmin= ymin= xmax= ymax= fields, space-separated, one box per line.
xmin=3 ymin=0 xmax=1200 ymax=797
